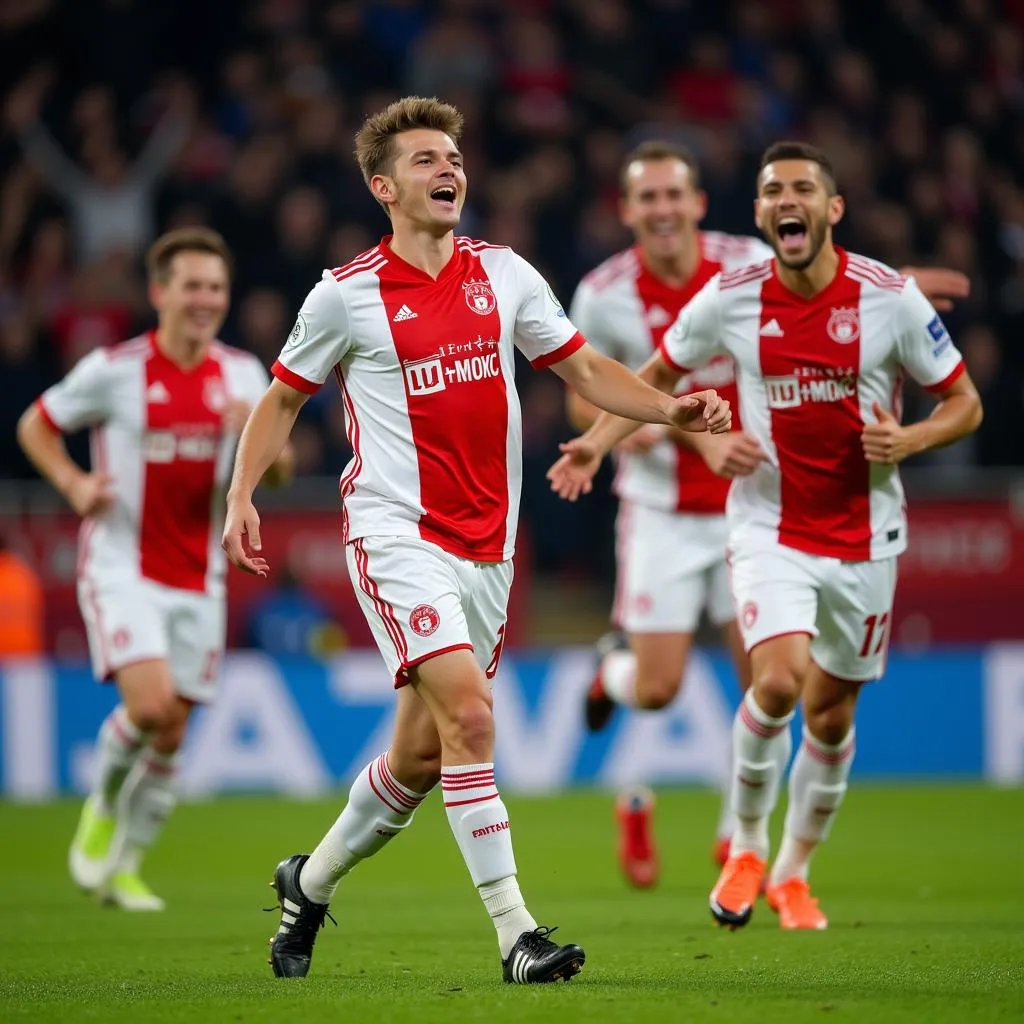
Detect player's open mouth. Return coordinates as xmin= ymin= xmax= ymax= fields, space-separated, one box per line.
xmin=430 ymin=186 xmax=457 ymax=209
xmin=776 ymin=217 xmax=807 ymax=254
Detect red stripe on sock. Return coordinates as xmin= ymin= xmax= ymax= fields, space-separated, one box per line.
xmin=443 ymin=792 xmax=499 ymax=808
xmin=110 ymin=713 xmax=143 ymax=749
xmin=143 ymin=757 xmax=175 ymax=776
xmin=367 ymin=759 xmax=406 ymax=815
xmin=803 ymin=739 xmax=855 ymax=766
xmin=740 ymin=701 xmax=787 ymax=739
xmin=441 ymin=768 xmax=495 ymax=780
xmin=376 ymin=755 xmax=420 ymax=810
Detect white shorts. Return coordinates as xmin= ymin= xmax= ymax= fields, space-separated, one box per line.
xmin=728 ymin=538 xmax=898 ymax=682
xmin=613 ymin=503 xmax=733 ymax=633
xmin=77 ymin=575 xmax=226 ymax=703
xmin=346 ymin=536 xmax=513 ymax=687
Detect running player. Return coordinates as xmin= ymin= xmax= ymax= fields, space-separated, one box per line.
xmin=17 ymin=227 xmax=293 ymax=909
xmin=222 ymin=97 xmax=731 ymax=983
xmin=548 ymin=140 xmax=982 ymax=930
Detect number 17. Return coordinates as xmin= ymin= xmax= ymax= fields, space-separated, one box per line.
xmin=859 ymin=612 xmax=890 ymax=658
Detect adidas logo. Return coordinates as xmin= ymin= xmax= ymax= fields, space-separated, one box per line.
xmin=146 ymin=381 xmax=171 ymax=403
xmin=392 ymin=304 xmax=418 ymax=322
xmin=760 ymin=318 xmax=784 ymax=337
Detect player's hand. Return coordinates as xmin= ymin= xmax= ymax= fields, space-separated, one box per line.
xmin=222 ymin=494 xmax=269 ymax=577
xmin=615 ymin=424 xmax=666 ymax=455
xmin=703 ymin=432 xmax=769 ymax=478
xmin=667 ymin=389 xmax=731 ymax=434
xmin=861 ymin=402 xmax=913 ymax=465
xmin=547 ymin=437 xmax=603 ymax=501
xmin=903 ymin=266 xmax=970 ymax=312
xmin=222 ymin=399 xmax=252 ymax=435
xmin=65 ymin=472 xmax=115 ymax=517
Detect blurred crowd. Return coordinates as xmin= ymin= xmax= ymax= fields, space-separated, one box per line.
xmin=1 ymin=0 xmax=1023 ymax=578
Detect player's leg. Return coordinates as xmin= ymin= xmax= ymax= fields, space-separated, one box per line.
xmin=70 ymin=580 xmax=171 ymax=893
xmin=709 ymin=559 xmax=752 ymax=866
xmin=710 ymin=541 xmax=820 ymax=928
xmin=765 ymin=663 xmax=858 ymax=930
xmin=271 ymin=684 xmax=441 ymax=976
xmin=586 ymin=503 xmax=697 ymax=730
xmin=298 ymin=683 xmax=440 ymax=905
xmin=104 ymin=688 xmax=191 ymax=911
xmin=106 ymin=589 xmax=224 ymax=909
xmin=766 ymin=557 xmax=896 ymax=930
xmin=444 ymin=555 xmax=584 ymax=982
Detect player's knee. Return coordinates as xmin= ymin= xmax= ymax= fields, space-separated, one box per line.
xmin=752 ymin=665 xmax=802 ymax=716
xmin=124 ymin=694 xmax=177 ymax=734
xmin=804 ymin=704 xmax=854 ymax=747
xmin=447 ymin=695 xmax=495 ymax=757
xmin=634 ymin=674 xmax=679 ymax=710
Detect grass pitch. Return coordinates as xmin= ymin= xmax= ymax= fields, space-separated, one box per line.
xmin=1 ymin=786 xmax=1022 ymax=1023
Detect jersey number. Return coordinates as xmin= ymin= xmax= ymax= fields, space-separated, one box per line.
xmin=858 ymin=612 xmax=890 ymax=658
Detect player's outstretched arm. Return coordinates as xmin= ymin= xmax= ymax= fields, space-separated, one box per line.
xmin=223 ymin=378 xmax=308 ymax=576
xmin=16 ymin=404 xmax=114 ymax=517
xmin=861 ymin=373 xmax=982 ymax=465
xmin=547 ymin=346 xmax=731 ymax=501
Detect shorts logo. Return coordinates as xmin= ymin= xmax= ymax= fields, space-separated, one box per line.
xmin=742 ymin=601 xmax=758 ymax=630
xmin=464 ymin=280 xmax=496 ymax=316
xmin=827 ymin=307 xmax=860 ymax=344
xmin=112 ymin=627 xmax=131 ymax=650
xmin=410 ymin=604 xmax=441 ymax=636
xmin=634 ymin=593 xmax=653 ymax=616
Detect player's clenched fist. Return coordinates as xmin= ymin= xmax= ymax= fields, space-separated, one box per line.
xmin=222 ymin=494 xmax=270 ymax=577
xmin=668 ymin=388 xmax=731 ymax=434
xmin=861 ymin=401 xmax=913 ymax=465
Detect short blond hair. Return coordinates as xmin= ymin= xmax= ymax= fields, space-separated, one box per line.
xmin=146 ymin=227 xmax=233 ymax=284
xmin=353 ymin=96 xmax=464 ymax=186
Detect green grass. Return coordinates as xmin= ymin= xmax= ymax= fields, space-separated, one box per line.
xmin=1 ymin=786 xmax=1023 ymax=1023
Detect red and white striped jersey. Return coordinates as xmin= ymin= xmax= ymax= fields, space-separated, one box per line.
xmin=660 ymin=248 xmax=966 ymax=561
xmin=570 ymin=231 xmax=772 ymax=514
xmin=272 ymin=237 xmax=583 ymax=563
xmin=37 ymin=332 xmax=269 ymax=595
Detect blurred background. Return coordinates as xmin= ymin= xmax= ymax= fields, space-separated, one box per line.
xmin=0 ymin=0 xmax=1023 ymax=797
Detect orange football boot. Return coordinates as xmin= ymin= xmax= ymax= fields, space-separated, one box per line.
xmin=709 ymin=851 xmax=766 ymax=928
xmin=765 ymin=877 xmax=828 ymax=930
xmin=615 ymin=787 xmax=658 ymax=888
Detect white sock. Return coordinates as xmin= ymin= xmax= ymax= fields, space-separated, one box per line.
xmin=117 ymin=748 xmax=177 ymax=870
xmin=300 ymin=752 xmax=430 ymax=904
xmin=442 ymin=762 xmax=535 ymax=958
xmin=92 ymin=706 xmax=148 ymax=815
xmin=729 ymin=690 xmax=794 ymax=861
xmin=600 ymin=649 xmax=638 ymax=707
xmin=771 ymin=727 xmax=855 ymax=885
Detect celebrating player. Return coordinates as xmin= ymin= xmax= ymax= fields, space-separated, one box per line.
xmin=547 ymin=141 xmax=982 ymax=930
xmin=221 ymin=96 xmax=730 ymax=984
xmin=17 ymin=228 xmax=293 ymax=910
xmin=567 ymin=140 xmax=972 ymax=890
xmin=567 ymin=141 xmax=772 ymax=885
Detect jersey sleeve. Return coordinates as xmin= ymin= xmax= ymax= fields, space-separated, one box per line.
xmin=512 ymin=254 xmax=586 ymax=369
xmin=272 ymin=272 xmax=352 ymax=393
xmin=659 ymin=276 xmax=725 ymax=372
xmin=568 ymin=278 xmax=621 ymax=360
xmin=36 ymin=348 xmax=113 ymax=432
xmin=894 ymin=278 xmax=966 ymax=393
